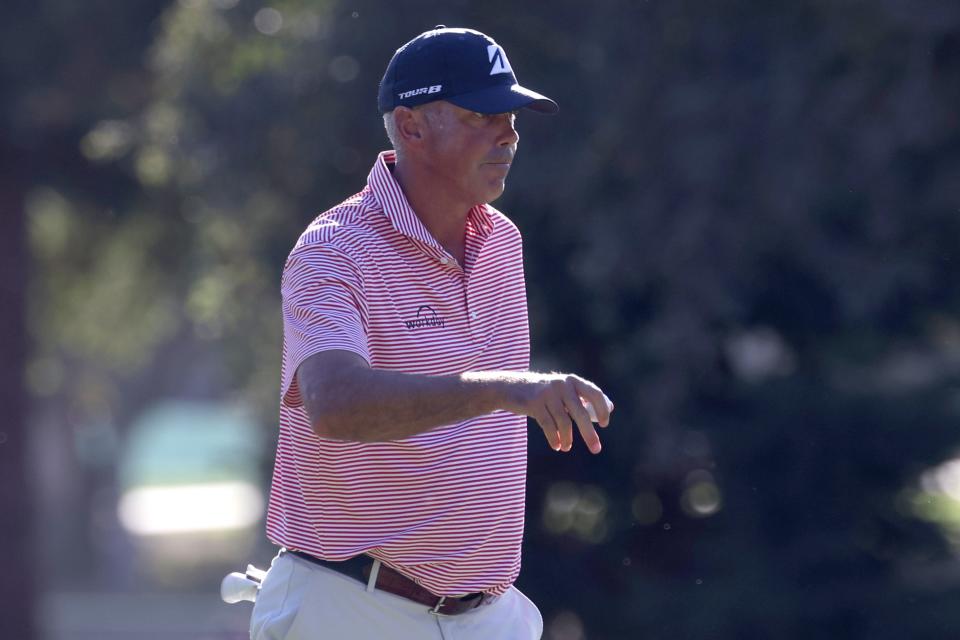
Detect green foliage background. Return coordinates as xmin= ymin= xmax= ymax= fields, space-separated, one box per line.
xmin=11 ymin=0 xmax=960 ymax=638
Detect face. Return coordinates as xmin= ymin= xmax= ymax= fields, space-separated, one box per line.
xmin=416 ymin=101 xmax=520 ymax=206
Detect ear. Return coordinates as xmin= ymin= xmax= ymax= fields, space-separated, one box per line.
xmin=392 ymin=106 xmax=427 ymax=147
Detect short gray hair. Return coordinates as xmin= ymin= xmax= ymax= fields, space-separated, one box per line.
xmin=383 ymin=112 xmax=399 ymax=149
xmin=382 ymin=104 xmax=443 ymax=155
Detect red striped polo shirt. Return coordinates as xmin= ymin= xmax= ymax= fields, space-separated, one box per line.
xmin=265 ymin=150 xmax=531 ymax=597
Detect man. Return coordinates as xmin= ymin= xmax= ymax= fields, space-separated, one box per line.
xmin=249 ymin=26 xmax=613 ymax=640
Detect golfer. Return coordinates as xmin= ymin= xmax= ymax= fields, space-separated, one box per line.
xmin=250 ymin=26 xmax=613 ymax=640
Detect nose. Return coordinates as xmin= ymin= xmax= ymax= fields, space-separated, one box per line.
xmin=497 ymin=114 xmax=519 ymax=147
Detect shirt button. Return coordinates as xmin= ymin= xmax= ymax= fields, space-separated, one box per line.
xmin=440 ymin=257 xmax=450 ymax=265
xmin=470 ymin=312 xmax=478 ymax=320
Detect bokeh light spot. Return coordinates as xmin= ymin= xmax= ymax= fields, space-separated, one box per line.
xmin=682 ymin=478 xmax=723 ymax=518
xmin=80 ymin=120 xmax=134 ymax=162
xmin=135 ymin=147 xmax=171 ymax=186
xmin=543 ymin=482 xmax=609 ymax=543
xmin=254 ymin=8 xmax=283 ymax=35
xmin=547 ymin=610 xmax=585 ymax=640
xmin=329 ymin=55 xmax=360 ymax=83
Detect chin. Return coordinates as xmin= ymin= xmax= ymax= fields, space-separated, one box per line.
xmin=483 ymin=183 xmax=507 ymax=204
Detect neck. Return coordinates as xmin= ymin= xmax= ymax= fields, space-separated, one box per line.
xmin=392 ymin=156 xmax=472 ymax=263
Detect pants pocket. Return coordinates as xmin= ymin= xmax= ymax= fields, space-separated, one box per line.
xmin=250 ymin=555 xmax=311 ymax=640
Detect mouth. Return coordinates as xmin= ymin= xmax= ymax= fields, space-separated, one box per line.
xmin=483 ymin=154 xmax=513 ymax=166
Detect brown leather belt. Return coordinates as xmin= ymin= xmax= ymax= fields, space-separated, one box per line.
xmin=285 ymin=549 xmax=496 ymax=616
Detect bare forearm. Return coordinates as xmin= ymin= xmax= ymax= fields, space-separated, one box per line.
xmin=305 ymin=367 xmax=520 ymax=442
xmin=298 ymin=350 xmax=613 ymax=452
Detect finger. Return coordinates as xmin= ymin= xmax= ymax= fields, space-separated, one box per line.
xmin=545 ymin=392 xmax=573 ymax=452
xmin=533 ymin=411 xmax=562 ymax=451
xmin=563 ymin=381 xmax=602 ymax=454
xmin=563 ymin=378 xmax=595 ymax=429
xmin=585 ymin=394 xmax=614 ymax=427
xmin=574 ymin=379 xmax=613 ymax=428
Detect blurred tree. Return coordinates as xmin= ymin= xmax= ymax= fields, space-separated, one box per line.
xmin=0 ymin=120 xmax=32 ymax=640
xmin=6 ymin=0 xmax=173 ymax=595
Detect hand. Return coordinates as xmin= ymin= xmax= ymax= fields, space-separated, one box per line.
xmin=502 ymin=373 xmax=614 ymax=454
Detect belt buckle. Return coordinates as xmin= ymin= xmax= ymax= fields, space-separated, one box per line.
xmin=428 ymin=596 xmax=449 ymax=617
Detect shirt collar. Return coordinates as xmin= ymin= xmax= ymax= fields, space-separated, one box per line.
xmin=366 ymin=151 xmax=496 ymax=245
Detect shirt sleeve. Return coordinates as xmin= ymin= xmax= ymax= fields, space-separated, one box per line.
xmin=280 ymin=242 xmax=370 ymax=408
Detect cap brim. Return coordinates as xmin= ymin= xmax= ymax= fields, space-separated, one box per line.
xmin=447 ymin=83 xmax=559 ymax=115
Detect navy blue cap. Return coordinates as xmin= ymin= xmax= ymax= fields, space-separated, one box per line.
xmin=378 ymin=26 xmax=558 ymax=115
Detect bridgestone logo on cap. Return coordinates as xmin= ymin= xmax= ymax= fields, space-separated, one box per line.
xmin=398 ymin=84 xmax=442 ymax=100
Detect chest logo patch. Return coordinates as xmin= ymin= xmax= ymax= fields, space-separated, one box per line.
xmin=404 ymin=305 xmax=446 ymax=330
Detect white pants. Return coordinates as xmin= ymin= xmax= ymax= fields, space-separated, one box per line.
xmin=250 ymin=552 xmax=543 ymax=640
